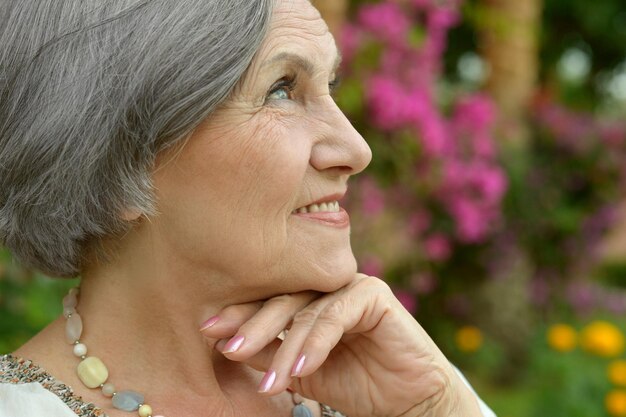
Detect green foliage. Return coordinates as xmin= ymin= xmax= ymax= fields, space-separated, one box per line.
xmin=0 ymin=249 xmax=78 ymax=352
xmin=528 ymin=332 xmax=611 ymax=417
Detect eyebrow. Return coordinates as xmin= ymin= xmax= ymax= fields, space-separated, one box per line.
xmin=261 ymin=51 xmax=343 ymax=75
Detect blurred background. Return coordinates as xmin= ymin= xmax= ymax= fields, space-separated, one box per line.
xmin=2 ymin=0 xmax=626 ymax=415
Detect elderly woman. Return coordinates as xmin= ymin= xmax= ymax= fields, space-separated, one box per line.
xmin=0 ymin=1 xmax=496 ymax=416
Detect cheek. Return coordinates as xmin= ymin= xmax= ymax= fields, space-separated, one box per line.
xmin=152 ymin=115 xmax=311 ymax=275
xmin=233 ymin=120 xmax=310 ymax=215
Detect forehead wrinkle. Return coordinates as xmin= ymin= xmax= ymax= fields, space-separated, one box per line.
xmin=262 ymin=52 xmax=315 ymax=76
xmin=234 ymin=0 xmax=339 ymax=94
xmin=261 ymin=50 xmax=342 ymax=77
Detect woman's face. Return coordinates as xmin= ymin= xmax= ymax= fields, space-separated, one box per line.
xmin=151 ymin=0 xmax=371 ymax=298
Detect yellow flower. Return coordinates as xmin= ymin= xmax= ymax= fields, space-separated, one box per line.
xmin=580 ymin=321 xmax=625 ymax=358
xmin=546 ymin=324 xmax=577 ymax=352
xmin=609 ymin=361 xmax=626 ymax=386
xmin=455 ymin=326 xmax=483 ymax=353
xmin=606 ymin=389 xmax=626 ymax=416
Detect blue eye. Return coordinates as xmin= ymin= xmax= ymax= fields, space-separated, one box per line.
xmin=267 ymin=86 xmax=291 ymax=101
xmin=266 ymin=77 xmax=296 ymax=102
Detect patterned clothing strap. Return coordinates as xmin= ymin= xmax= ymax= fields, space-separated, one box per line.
xmin=321 ymin=404 xmax=347 ymax=417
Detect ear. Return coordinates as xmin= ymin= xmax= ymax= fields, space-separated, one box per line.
xmin=120 ymin=207 xmax=143 ymax=222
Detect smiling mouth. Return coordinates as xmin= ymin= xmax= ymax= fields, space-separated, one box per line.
xmin=291 ymin=201 xmax=340 ymax=214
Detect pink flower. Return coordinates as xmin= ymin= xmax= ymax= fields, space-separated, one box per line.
xmin=453 ymin=94 xmax=497 ymax=133
xmin=441 ymin=160 xmax=466 ymax=191
xmin=380 ymin=49 xmax=407 ymax=74
xmin=424 ymin=234 xmax=452 ymax=261
xmin=357 ymin=3 xmax=412 ymax=46
xmin=417 ymin=110 xmax=451 ymax=156
xmin=448 ymin=198 xmax=490 ymax=243
xmin=473 ymin=165 xmax=508 ymax=204
xmin=338 ymin=24 xmax=364 ymax=64
xmin=471 ymin=132 xmax=496 ymax=159
xmin=428 ymin=7 xmax=461 ymax=31
xmin=367 ymin=75 xmax=408 ymax=131
xmin=409 ymin=0 xmax=434 ymax=10
xmin=441 ymin=162 xmax=507 ymax=208
xmin=394 ymin=289 xmax=418 ymax=314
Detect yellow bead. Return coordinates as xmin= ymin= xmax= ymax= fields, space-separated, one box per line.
xmin=76 ymin=357 xmax=109 ymax=388
xmin=138 ymin=404 xmax=152 ymax=417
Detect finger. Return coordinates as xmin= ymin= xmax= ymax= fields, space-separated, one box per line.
xmin=228 ymin=337 xmax=283 ymax=373
xmin=213 ymin=291 xmax=321 ymax=361
xmin=253 ymin=277 xmax=374 ymax=395
xmin=226 ymin=337 xmax=308 ymax=394
xmin=254 ymin=296 xmax=334 ymax=395
xmin=287 ymin=277 xmax=393 ymax=382
xmin=199 ymin=301 xmax=264 ymax=339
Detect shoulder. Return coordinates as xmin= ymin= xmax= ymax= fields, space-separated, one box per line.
xmin=0 ymin=354 xmax=106 ymax=417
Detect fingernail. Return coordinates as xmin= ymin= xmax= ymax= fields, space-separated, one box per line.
xmin=223 ymin=335 xmax=245 ymax=353
xmin=199 ymin=316 xmax=220 ymax=331
xmin=291 ymin=354 xmax=306 ymax=377
xmin=258 ymin=369 xmax=276 ymax=393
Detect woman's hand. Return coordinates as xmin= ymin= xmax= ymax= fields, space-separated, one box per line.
xmin=200 ymin=274 xmax=483 ymax=417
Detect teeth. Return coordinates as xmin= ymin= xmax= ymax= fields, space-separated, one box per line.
xmin=292 ymin=200 xmax=340 ymax=214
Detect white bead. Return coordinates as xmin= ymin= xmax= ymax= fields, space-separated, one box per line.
xmin=63 ymin=307 xmax=76 ymax=318
xmin=63 ymin=292 xmax=78 ymax=309
xmin=65 ymin=312 xmax=83 ymax=344
xmin=73 ymin=343 xmax=87 ymax=357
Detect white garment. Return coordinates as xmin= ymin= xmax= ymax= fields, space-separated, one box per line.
xmin=0 ymin=382 xmax=78 ymax=417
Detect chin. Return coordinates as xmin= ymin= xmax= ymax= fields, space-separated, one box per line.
xmin=306 ymin=251 xmax=358 ymax=293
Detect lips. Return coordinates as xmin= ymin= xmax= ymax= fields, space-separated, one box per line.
xmin=291 ymin=196 xmax=349 ymax=228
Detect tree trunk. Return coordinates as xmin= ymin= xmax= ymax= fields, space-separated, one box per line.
xmin=312 ymin=0 xmax=349 ymax=38
xmin=479 ymin=0 xmax=543 ymax=146
xmin=475 ymin=0 xmax=543 ymax=382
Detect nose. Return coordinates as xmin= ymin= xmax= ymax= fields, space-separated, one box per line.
xmin=310 ymin=97 xmax=372 ymax=176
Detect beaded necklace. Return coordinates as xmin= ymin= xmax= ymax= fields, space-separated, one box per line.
xmin=62 ymin=287 xmax=317 ymax=417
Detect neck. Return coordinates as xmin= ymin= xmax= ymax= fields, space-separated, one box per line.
xmin=74 ymin=241 xmax=275 ymax=416
xmin=18 ymin=232 xmax=292 ymax=416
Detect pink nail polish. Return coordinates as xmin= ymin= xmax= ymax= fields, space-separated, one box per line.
xmin=199 ymin=316 xmax=220 ymax=331
xmin=291 ymin=354 xmax=306 ymax=377
xmin=223 ymin=335 xmax=245 ymax=353
xmin=258 ymin=370 xmax=276 ymax=393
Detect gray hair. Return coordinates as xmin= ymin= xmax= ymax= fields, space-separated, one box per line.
xmin=0 ymin=0 xmax=273 ymax=277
